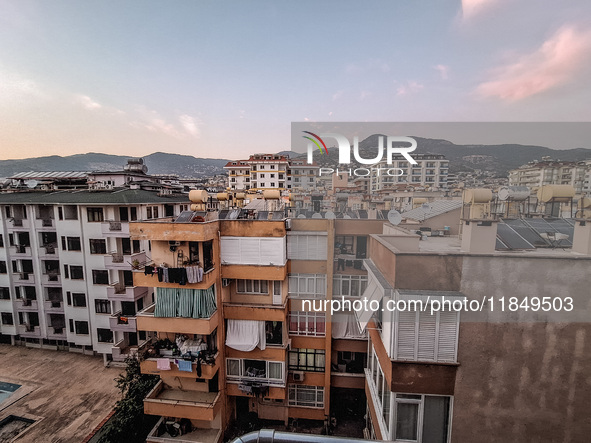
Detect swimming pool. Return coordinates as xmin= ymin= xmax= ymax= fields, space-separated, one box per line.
xmin=0 ymin=382 xmax=21 ymax=403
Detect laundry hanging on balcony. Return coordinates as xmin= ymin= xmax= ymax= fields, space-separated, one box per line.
xmin=154 ymin=286 xmax=216 ymax=319
xmin=332 ymin=313 xmax=367 ymax=339
xmin=225 ymin=320 xmax=266 ymax=352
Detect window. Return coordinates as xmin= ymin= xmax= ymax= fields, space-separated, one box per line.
xmin=66 ymin=292 xmax=72 ymax=305
xmin=146 ymin=206 xmax=159 ymax=219
xmin=97 ymin=328 xmax=113 ymax=343
xmin=333 ymin=275 xmax=368 ymax=297
xmin=70 ymin=266 xmax=84 ymax=280
xmin=66 ymin=237 xmax=81 ymax=251
xmin=94 ymin=299 xmax=111 ymax=314
xmin=288 ymin=385 xmax=324 ymax=408
xmin=220 ymin=237 xmax=286 ymax=266
xmin=394 ymin=304 xmax=460 ymax=363
xmin=75 ymin=321 xmax=89 ymax=335
xmin=288 ymin=348 xmax=325 ymax=372
xmin=89 ymin=239 xmax=107 ymax=254
xmin=0 ymin=261 xmax=7 ymax=274
xmin=87 ymin=207 xmax=104 ymax=222
xmin=287 ymin=233 xmax=328 ymax=260
xmin=1 ymin=312 xmax=14 ymax=325
xmin=289 ymin=311 xmax=326 ymax=336
xmin=63 ymin=265 xmax=69 ymax=279
xmin=237 ymin=279 xmax=268 ymax=294
xmin=225 ymin=358 xmax=285 ymax=384
xmin=72 ymin=293 xmax=87 ymax=307
xmin=0 ymin=287 xmax=9 ymax=300
xmin=0 ymin=234 xmax=3 ymax=248
xmin=92 ymin=270 xmax=109 ymax=285
xmin=64 ymin=206 xmax=78 ymax=220
xmin=69 ymin=319 xmax=74 ymax=332
xmin=288 ymin=274 xmax=326 ymax=298
xmin=393 ymin=394 xmax=451 ymax=443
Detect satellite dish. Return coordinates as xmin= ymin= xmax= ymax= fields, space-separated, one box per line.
xmin=297 ymin=214 xmax=306 ymax=218
xmin=421 ymin=203 xmax=432 ymax=213
xmin=325 ymin=211 xmax=336 ymax=219
xmin=387 ymin=209 xmax=402 ymax=225
xmin=343 ymin=214 xmax=351 ymax=219
xmin=312 ymin=213 xmax=322 ymax=219
xmin=25 ymin=179 xmax=39 ymax=189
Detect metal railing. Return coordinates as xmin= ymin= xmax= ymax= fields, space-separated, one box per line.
xmin=231 ymin=430 xmax=371 ymax=443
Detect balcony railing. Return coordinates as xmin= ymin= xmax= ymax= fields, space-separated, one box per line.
xmin=101 ymin=221 xmax=130 ymax=237
xmin=107 ymin=283 xmax=148 ymax=302
xmin=109 ymin=311 xmax=138 ymax=332
xmin=144 ymin=380 xmax=221 ymax=421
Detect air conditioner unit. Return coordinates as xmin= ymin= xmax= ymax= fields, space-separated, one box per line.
xmin=285 ymin=219 xmax=292 ymax=230
xmin=222 ymin=278 xmax=231 ymax=287
xmin=292 ymin=371 xmax=304 ymax=382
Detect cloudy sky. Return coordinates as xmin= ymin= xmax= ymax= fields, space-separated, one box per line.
xmin=1 ymin=0 xmax=590 ymax=160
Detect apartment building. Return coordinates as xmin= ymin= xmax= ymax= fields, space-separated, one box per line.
xmin=224 ymin=154 xmax=319 ymax=191
xmin=0 ymin=189 xmax=188 ymax=363
xmin=509 ymin=158 xmax=591 ymax=194
xmin=370 ymin=154 xmax=449 ymax=192
xmin=127 ymin=193 xmax=388 ymax=442
xmin=361 ymin=199 xmax=591 ymax=442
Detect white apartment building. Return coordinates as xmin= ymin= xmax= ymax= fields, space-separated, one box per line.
xmin=370 ymin=154 xmax=449 ymax=192
xmin=0 ymin=189 xmax=188 ymax=363
xmin=509 ymin=159 xmax=591 ymax=194
xmin=224 ymin=154 xmax=320 ymax=191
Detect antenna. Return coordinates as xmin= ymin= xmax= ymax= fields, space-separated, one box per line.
xmin=387 ymin=209 xmax=402 ymax=225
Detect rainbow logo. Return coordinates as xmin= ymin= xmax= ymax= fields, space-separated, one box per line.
xmin=302 ymin=131 xmax=329 ymax=155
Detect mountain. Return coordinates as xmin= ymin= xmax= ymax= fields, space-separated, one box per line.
xmin=293 ymin=134 xmax=591 ymax=176
xmin=0 ymin=152 xmax=230 ymax=178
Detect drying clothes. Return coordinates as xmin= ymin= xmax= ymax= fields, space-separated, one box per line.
xmin=177 ymin=359 xmax=193 ymax=372
xmin=186 ymin=266 xmax=204 ymax=284
xmin=196 ymin=359 xmax=202 ymax=377
xmin=156 ymin=358 xmax=171 ymax=370
xmin=197 ymin=267 xmax=204 ymax=282
xmin=144 ymin=266 xmax=154 ymax=275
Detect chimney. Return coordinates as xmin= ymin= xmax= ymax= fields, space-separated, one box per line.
xmin=460 ymin=188 xmax=498 ymax=254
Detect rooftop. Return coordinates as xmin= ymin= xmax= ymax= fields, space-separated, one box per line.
xmin=402 ymin=200 xmax=463 ymax=221
xmin=0 ymin=189 xmax=189 ymax=205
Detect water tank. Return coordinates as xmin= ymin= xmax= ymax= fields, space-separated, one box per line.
xmin=190 ymin=204 xmax=204 ymax=211
xmin=498 ymin=186 xmax=530 ymax=201
xmin=235 ymin=193 xmax=246 ymax=200
xmin=413 ymin=198 xmax=428 ymax=205
xmin=263 ymin=190 xmax=281 ymax=200
xmin=463 ymin=188 xmax=492 ymax=204
xmin=216 ymin=193 xmax=229 ymax=201
xmin=189 ymin=190 xmax=208 ymax=203
xmin=580 ymin=197 xmax=591 ymax=209
xmin=537 ymin=185 xmax=575 ymax=203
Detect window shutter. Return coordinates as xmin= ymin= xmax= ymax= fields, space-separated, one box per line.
xmin=436 ymin=309 xmax=458 ymax=362
xmin=396 ymin=309 xmax=417 ymax=360
xmin=417 ymin=310 xmax=437 ymax=361
xmin=240 ymin=238 xmax=260 ymax=264
xmin=221 ymin=238 xmax=241 ymax=263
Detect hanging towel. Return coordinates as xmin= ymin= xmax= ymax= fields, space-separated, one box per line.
xmin=178 ymin=359 xmax=193 ymax=372
xmin=144 ymin=265 xmax=154 ymax=275
xmin=156 ymin=358 xmax=171 ymax=370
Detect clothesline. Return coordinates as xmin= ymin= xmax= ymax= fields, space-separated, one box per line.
xmin=144 ymin=265 xmax=204 ymax=284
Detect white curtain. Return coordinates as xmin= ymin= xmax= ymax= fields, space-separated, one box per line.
xmin=226 ymin=320 xmax=266 ymax=351
xmin=332 ymin=313 xmax=367 ymax=339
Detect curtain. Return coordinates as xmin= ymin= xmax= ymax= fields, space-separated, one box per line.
xmin=155 ymin=286 xmax=217 ymax=318
xmin=225 ymin=319 xmax=266 ymax=351
xmin=332 ymin=313 xmax=367 ymax=339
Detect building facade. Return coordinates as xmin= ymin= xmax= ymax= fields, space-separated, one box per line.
xmin=509 ymin=158 xmax=591 ymax=194
xmin=370 ymin=154 xmax=449 ymax=192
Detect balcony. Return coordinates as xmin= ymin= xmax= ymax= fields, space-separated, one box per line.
xmin=38 ymin=244 xmax=58 ymax=259
xmin=44 ymin=300 xmax=64 ymax=312
xmin=137 ymin=305 xmax=219 ymax=335
xmin=47 ymin=327 xmax=67 ymax=340
xmin=104 ymin=251 xmax=147 ymax=270
xmin=146 ymin=417 xmax=222 ymax=443
xmin=41 ymin=272 xmax=61 ymax=286
xmin=12 ymin=245 xmax=32 ymax=257
xmin=7 ymin=219 xmax=30 ymax=230
xmin=15 ymin=298 xmax=38 ymax=311
xmin=221 ymin=264 xmax=286 ymax=281
xmin=17 ymin=324 xmax=41 ymax=338
xmin=223 ymin=303 xmax=287 ymax=322
xmin=101 ymin=220 xmax=130 ymax=237
xmin=111 ymin=338 xmax=150 ymax=362
xmin=133 ymin=266 xmax=216 ymax=290
xmin=107 ymin=282 xmax=148 ymax=302
xmin=109 ymin=311 xmax=138 ymax=332
xmin=130 ymin=220 xmax=219 ymax=243
xmin=15 ymin=273 xmax=35 ymax=284
xmin=34 ymin=218 xmax=55 ymax=230
xmin=141 ymin=352 xmax=220 ymax=379
xmin=144 ymin=380 xmax=221 ymax=421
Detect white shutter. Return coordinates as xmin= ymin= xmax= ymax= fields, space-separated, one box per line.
xmin=317 ymin=237 xmax=327 ymax=260
xmin=307 ymin=236 xmax=319 ymax=259
xmin=396 ymin=309 xmax=417 ymax=360
xmin=437 ymin=309 xmax=458 ymax=362
xmin=261 ymin=238 xmax=284 ymax=265
xmin=221 ymin=238 xmax=241 ymax=263
xmin=287 ymin=235 xmax=298 ymax=259
xmin=417 ymin=310 xmax=436 ymax=361
xmin=240 ymin=238 xmax=260 ymax=264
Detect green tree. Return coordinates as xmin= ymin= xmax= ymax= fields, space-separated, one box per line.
xmin=98 ymin=356 xmax=159 ymax=443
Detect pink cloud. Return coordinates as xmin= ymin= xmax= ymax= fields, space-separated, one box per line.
xmin=476 ymin=26 xmax=591 ymax=101
xmin=461 ymin=0 xmax=498 ymax=20
xmin=396 ymin=81 xmax=424 ymax=96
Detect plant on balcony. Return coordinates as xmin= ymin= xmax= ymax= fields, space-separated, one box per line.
xmin=98 ymin=356 xmax=159 ymax=443
xmin=131 ymin=259 xmax=140 ymax=270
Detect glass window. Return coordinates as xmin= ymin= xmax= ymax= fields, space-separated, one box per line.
xmin=97 ymin=328 xmax=113 ymax=343
xmin=70 ymin=266 xmax=84 ymax=280
xmin=67 ymin=237 xmax=81 ymax=251
xmin=87 ymin=207 xmax=104 ymax=222
xmin=75 ymin=321 xmax=89 ymax=335
xmin=95 ymin=299 xmax=111 ymax=314
xmin=396 ymin=402 xmax=419 ymax=441
xmin=72 ymin=293 xmax=86 ymax=307
xmin=92 ymin=270 xmax=109 ymax=285
xmin=89 ymin=239 xmax=107 ymax=254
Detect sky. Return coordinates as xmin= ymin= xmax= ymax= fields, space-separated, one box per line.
xmin=1 ymin=0 xmax=591 ymax=161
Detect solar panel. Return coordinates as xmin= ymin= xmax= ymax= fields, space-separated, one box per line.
xmin=496 ymin=222 xmax=535 ymax=250
xmin=496 ymin=238 xmax=510 ymax=250
xmin=175 ymin=211 xmax=196 ymax=223
xmin=503 ymin=219 xmax=546 ymax=247
xmin=218 ymin=210 xmax=229 ymax=220
xmin=228 ymin=209 xmax=241 ymax=220
xmin=346 ymin=211 xmax=358 ymax=219
xmin=358 ymin=210 xmax=368 ymax=219
xmin=272 ymin=211 xmax=284 ymax=220
xmin=257 ymin=211 xmax=269 ymax=220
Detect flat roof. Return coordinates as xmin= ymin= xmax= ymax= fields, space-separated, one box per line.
xmin=0 ymin=189 xmax=189 ymax=205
